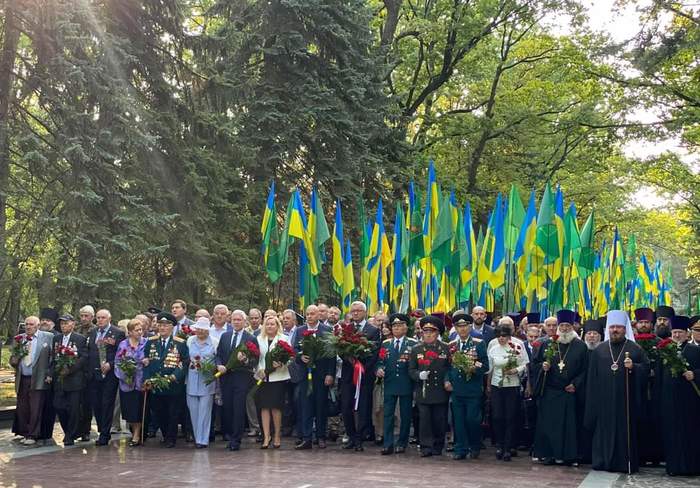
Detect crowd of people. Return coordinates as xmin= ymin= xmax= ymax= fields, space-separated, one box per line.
xmin=9 ymin=299 xmax=700 ymax=476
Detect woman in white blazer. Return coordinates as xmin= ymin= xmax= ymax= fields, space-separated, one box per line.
xmin=255 ymin=315 xmax=291 ymax=448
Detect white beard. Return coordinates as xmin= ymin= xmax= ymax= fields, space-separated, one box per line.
xmin=557 ymin=330 xmax=577 ymax=344
xmin=585 ymin=340 xmax=599 ymax=350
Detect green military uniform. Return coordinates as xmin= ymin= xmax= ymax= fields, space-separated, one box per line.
xmin=447 ymin=336 xmax=489 ymax=458
xmin=143 ymin=334 xmax=189 ymax=446
xmin=408 ymin=328 xmax=450 ymax=457
xmin=377 ymin=336 xmax=417 ymax=452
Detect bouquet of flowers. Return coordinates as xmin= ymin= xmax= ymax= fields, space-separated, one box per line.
xmin=658 ymin=338 xmax=700 ymax=396
xmin=190 ymin=354 xmax=218 ymax=385
xmin=329 ymin=323 xmax=374 ymax=361
xmin=55 ymin=345 xmax=78 ymax=381
xmin=10 ymin=334 xmax=32 ymax=360
xmin=265 ymin=340 xmax=295 ymax=375
xmin=449 ymin=344 xmax=477 ymax=381
xmin=543 ymin=335 xmax=560 ymax=365
xmin=143 ymin=373 xmax=171 ymax=392
xmin=300 ymin=329 xmax=335 ymax=393
xmin=214 ymin=340 xmax=260 ymax=379
xmin=634 ymin=333 xmax=659 ymax=364
xmin=176 ymin=324 xmax=195 ymax=340
xmin=418 ymin=349 xmax=439 ymax=396
xmin=117 ymin=348 xmax=139 ymax=386
xmin=499 ymin=342 xmax=521 ymax=387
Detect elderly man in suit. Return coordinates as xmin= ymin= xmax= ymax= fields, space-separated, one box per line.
xmin=216 ymin=309 xmax=257 ymax=451
xmin=51 ymin=314 xmax=88 ymax=446
xmin=10 ymin=315 xmax=54 ymax=445
xmin=87 ymin=308 xmax=126 ymax=446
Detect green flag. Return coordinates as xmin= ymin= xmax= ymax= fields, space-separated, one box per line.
xmin=535 ymin=183 xmax=559 ymax=261
xmin=505 ymin=185 xmax=526 ymax=252
xmin=431 ymin=193 xmax=453 ymax=272
xmin=624 ymin=234 xmax=637 ymax=283
xmin=263 ymin=205 xmax=283 ymax=283
xmin=577 ymin=210 xmax=595 ymax=279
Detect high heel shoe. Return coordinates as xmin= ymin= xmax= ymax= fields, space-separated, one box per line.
xmin=260 ymin=437 xmax=271 ymax=449
xmin=272 ymin=440 xmax=281 ymax=449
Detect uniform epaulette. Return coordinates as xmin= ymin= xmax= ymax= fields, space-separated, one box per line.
xmin=147 ymin=335 xmax=159 ymax=341
xmin=173 ymin=335 xmax=185 ymax=343
xmin=407 ymin=338 xmax=418 ymax=345
xmin=383 ymin=338 xmax=392 ymax=344
xmin=471 ymin=337 xmax=483 ymax=343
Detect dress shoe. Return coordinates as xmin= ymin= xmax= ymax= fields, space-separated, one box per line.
xmin=452 ymin=453 xmax=466 ymax=460
xmin=394 ymin=446 xmax=406 ymax=454
xmin=374 ymin=436 xmax=383 ymax=446
xmin=420 ymin=450 xmax=432 ymax=457
xmin=342 ymin=442 xmax=356 ymax=450
xmin=185 ymin=434 xmax=194 ymax=443
xmin=503 ymin=453 xmax=512 ymax=462
xmin=317 ymin=439 xmax=326 ymax=449
xmin=542 ymin=458 xmax=555 ymax=465
xmin=495 ymin=449 xmax=503 ymax=460
xmin=381 ymin=447 xmax=394 ymax=455
xmin=80 ymin=435 xmax=91 ymax=442
xmin=295 ymin=440 xmax=312 ymax=450
xmin=228 ymin=443 xmax=240 ymax=451
xmin=165 ymin=441 xmax=176 ymax=448
xmin=195 ymin=444 xmax=206 ymax=449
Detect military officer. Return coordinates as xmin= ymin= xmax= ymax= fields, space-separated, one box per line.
xmin=446 ymin=313 xmax=489 ymax=460
xmin=376 ymin=313 xmax=416 ymax=455
xmin=408 ymin=315 xmax=451 ymax=457
xmin=143 ymin=312 xmax=189 ymax=448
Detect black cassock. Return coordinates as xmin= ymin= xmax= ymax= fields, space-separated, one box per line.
xmin=660 ymin=342 xmax=700 ymax=476
xmin=532 ymin=338 xmax=588 ymax=462
xmin=584 ymin=340 xmax=649 ymax=473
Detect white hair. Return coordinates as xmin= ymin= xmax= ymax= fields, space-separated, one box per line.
xmin=350 ymin=301 xmax=367 ymax=312
xmin=230 ymin=309 xmax=247 ymax=321
xmin=213 ymin=304 xmax=229 ymax=314
xmin=79 ymin=305 xmax=95 ymax=315
xmin=498 ymin=316 xmax=514 ymax=327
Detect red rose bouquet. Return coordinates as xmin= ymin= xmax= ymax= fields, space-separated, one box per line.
xmin=55 ymin=345 xmax=78 ymax=381
xmin=634 ymin=333 xmax=659 ymax=364
xmin=418 ymin=349 xmax=439 ymax=396
xmin=214 ymin=340 xmax=260 ymax=379
xmin=330 ymin=323 xmax=374 ymax=361
xmin=176 ymin=324 xmax=195 ymax=340
xmin=378 ymin=347 xmax=389 ymax=361
xmin=117 ymin=348 xmax=139 ymax=385
xmin=265 ymin=340 xmax=295 ymax=375
xmin=449 ymin=343 xmax=477 ymax=381
xmin=11 ymin=334 xmax=32 ymax=360
xmin=499 ymin=342 xmax=521 ymax=387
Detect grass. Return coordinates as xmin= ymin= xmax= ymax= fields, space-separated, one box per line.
xmin=0 ymin=382 xmax=16 ymax=408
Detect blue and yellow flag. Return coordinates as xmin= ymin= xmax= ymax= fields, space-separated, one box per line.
xmin=331 ymin=200 xmax=345 ymax=292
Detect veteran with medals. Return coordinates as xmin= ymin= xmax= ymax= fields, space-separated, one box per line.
xmin=408 ymin=315 xmax=451 ymax=457
xmin=584 ymin=310 xmax=649 ymax=473
xmin=532 ymin=309 xmax=588 ymax=465
xmin=376 ymin=313 xmax=416 ymax=455
xmin=447 ymin=313 xmax=489 ymax=460
xmin=143 ymin=312 xmax=189 ymax=448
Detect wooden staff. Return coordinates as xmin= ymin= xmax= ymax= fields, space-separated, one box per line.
xmin=624 ymin=351 xmax=631 ymax=475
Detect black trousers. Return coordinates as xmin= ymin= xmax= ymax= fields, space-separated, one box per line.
xmin=151 ymin=393 xmax=181 ymax=443
xmin=77 ymin=386 xmax=92 ymax=438
xmin=340 ymin=380 xmax=373 ymax=445
xmin=491 ymin=386 xmax=520 ymax=452
xmin=89 ymin=375 xmax=119 ymax=441
xmin=54 ymin=389 xmax=81 ymax=441
xmin=221 ymin=380 xmax=248 ymax=446
xmin=281 ymin=381 xmax=296 ymax=435
xmin=418 ymin=403 xmax=448 ymax=454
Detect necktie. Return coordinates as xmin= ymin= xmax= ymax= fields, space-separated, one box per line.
xmin=394 ymin=339 xmax=400 ymax=352
xmin=461 ymin=341 xmax=467 ymax=352
xmin=232 ymin=331 xmax=239 ymax=349
xmin=161 ymin=338 xmax=166 ymax=351
xmin=63 ymin=335 xmax=69 ymax=347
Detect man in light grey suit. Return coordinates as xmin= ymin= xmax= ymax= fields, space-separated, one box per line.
xmin=11 ymin=315 xmax=55 ymax=445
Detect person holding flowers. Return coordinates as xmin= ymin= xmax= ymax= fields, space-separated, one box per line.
xmin=114 ymin=318 xmax=147 ymax=446
xmin=446 ymin=313 xmax=489 ymax=460
xmin=487 ymin=325 xmax=529 ymax=461
xmin=658 ymin=315 xmax=700 ymax=476
xmin=532 ymin=309 xmax=588 ymax=466
xmin=255 ymin=315 xmax=292 ymax=449
xmin=51 ymin=314 xmax=88 ymax=446
xmin=186 ymin=317 xmax=218 ymax=449
xmin=408 ymin=315 xmax=451 ymax=458
xmin=143 ymin=312 xmax=189 ymax=448
xmin=376 ymin=313 xmax=417 ymax=455
xmin=215 ymin=309 xmax=258 ymax=451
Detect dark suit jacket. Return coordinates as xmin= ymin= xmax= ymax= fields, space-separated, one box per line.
xmin=470 ymin=324 xmax=495 ymax=345
xmin=215 ymin=329 xmax=257 ymax=390
xmin=291 ymin=324 xmax=336 ymax=381
xmin=51 ymin=332 xmax=87 ymax=391
xmin=340 ymin=321 xmax=381 ymax=387
xmin=87 ymin=325 xmax=126 ymax=382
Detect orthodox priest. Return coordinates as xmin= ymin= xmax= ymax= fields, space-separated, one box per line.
xmin=659 ymin=315 xmax=700 ymax=476
xmin=584 ymin=310 xmax=649 ymax=474
xmin=532 ymin=310 xmax=588 ymax=465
